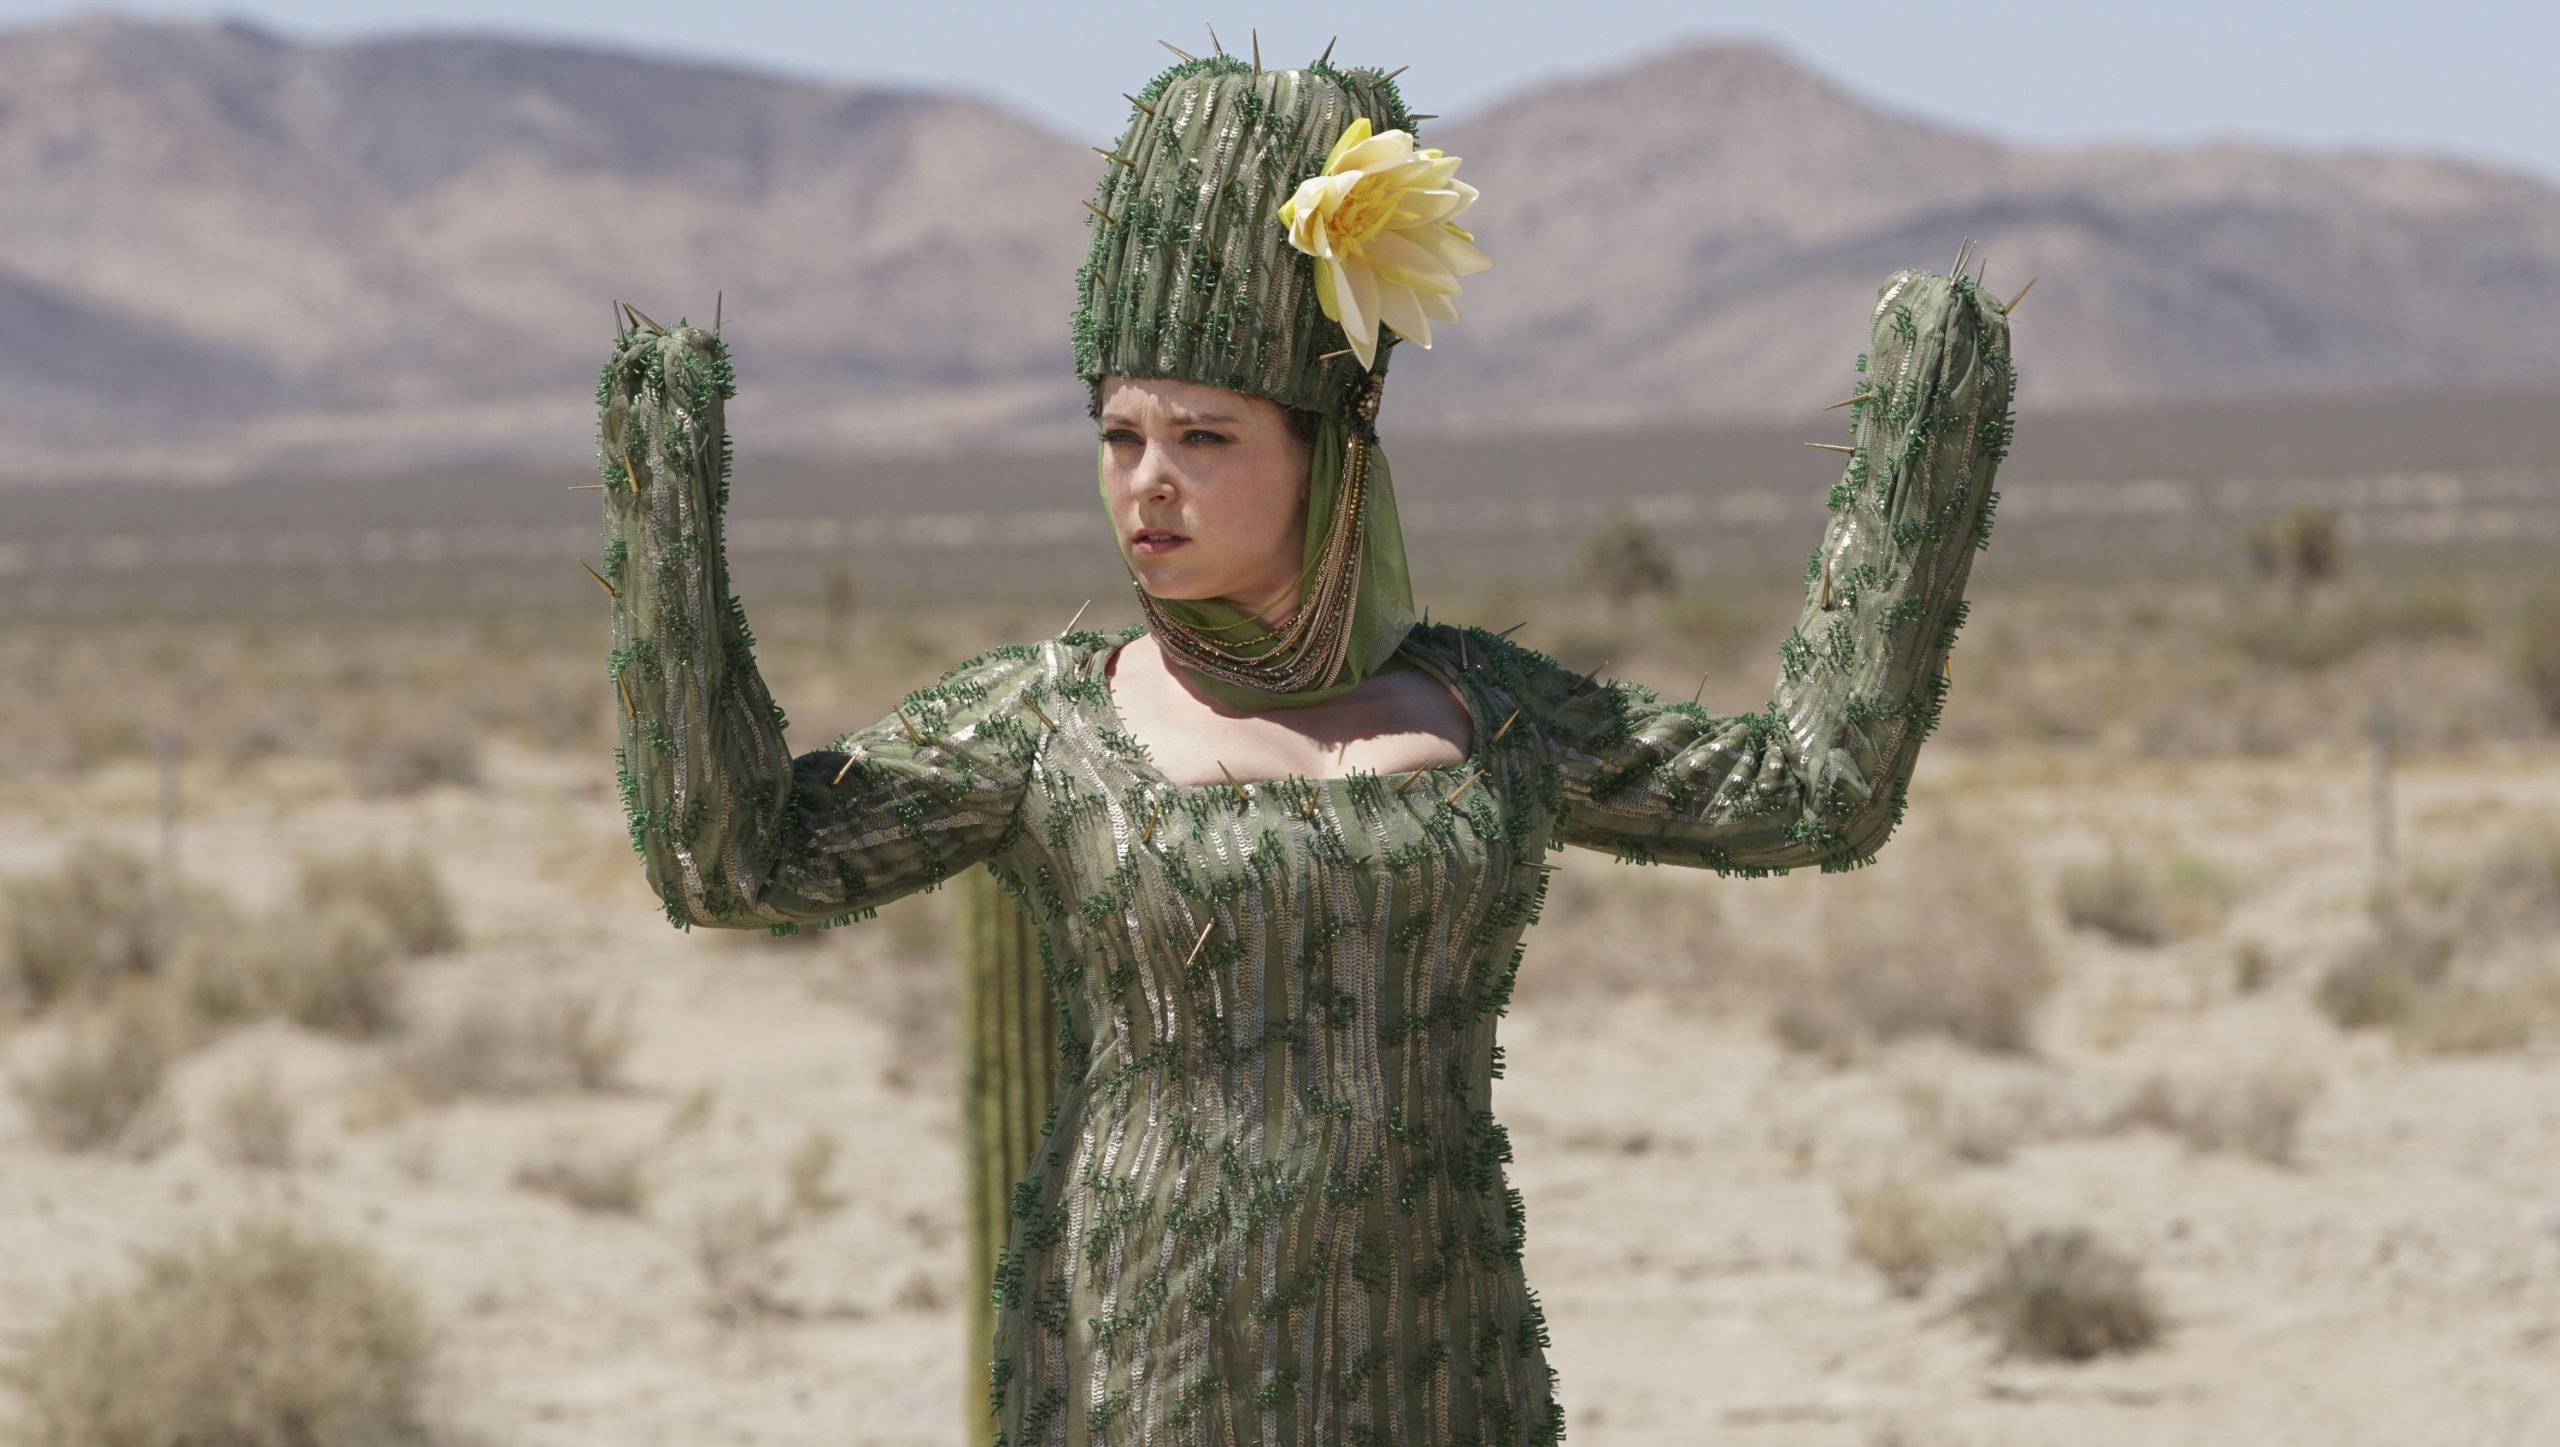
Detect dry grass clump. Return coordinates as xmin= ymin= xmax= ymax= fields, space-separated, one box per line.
xmin=1838 ymin=1176 xmax=2005 ymax=1297
xmin=9 ymin=989 xmax=185 ymax=1156
xmin=2230 ymin=937 xmax=2276 ymax=994
xmin=2429 ymin=811 xmax=2560 ymax=938
xmin=692 ymin=1198 xmax=803 ymax=1326
xmin=1900 ymin=1081 xmax=2056 ymax=1168
xmin=161 ymin=900 xmax=412 ymax=1041
xmin=4 ymin=839 xmax=462 ymax=1052
xmin=272 ymin=901 xmax=407 ymax=1039
xmin=2391 ymin=987 xmax=2543 ymax=1056
xmin=513 ymin=1143 xmax=650 ymax=1216
xmin=4 ymin=1219 xmax=439 ymax=1447
xmin=0 ymin=838 xmax=216 ymax=1016
xmin=1959 ymin=1227 xmax=2164 ymax=1361
xmin=2220 ymin=580 xmax=2478 ymax=673
xmin=2056 ymin=843 xmax=2240 ymax=947
xmin=2317 ymin=815 xmax=2560 ymax=1053
xmin=1774 ymin=820 xmax=2053 ymax=1062
xmin=297 ymin=846 xmax=461 ymax=956
xmin=344 ymin=708 xmax=482 ymax=798
xmin=2314 ymin=911 xmax=2551 ymax=1054
xmin=2056 ymin=844 xmax=2172 ymax=946
xmin=2109 ymin=1068 xmax=2323 ymax=1166
xmin=206 ymin=1068 xmax=298 ymax=1172
xmin=692 ymin=1128 xmax=852 ymax=1325
xmin=2315 ymin=920 xmax=2453 ymax=1030
xmin=2513 ymin=585 xmax=2560 ymax=729
xmin=390 ymin=986 xmax=635 ymax=1104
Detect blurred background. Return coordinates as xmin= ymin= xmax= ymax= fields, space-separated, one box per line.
xmin=4 ymin=3 xmax=2557 ymax=1444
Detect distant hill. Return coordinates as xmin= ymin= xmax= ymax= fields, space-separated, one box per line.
xmin=6 ymin=16 xmax=2559 ymax=482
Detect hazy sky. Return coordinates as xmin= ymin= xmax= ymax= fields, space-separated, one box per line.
xmin=13 ymin=1 xmax=2556 ymax=182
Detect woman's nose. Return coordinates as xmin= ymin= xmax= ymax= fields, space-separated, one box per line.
xmin=1134 ymin=445 xmax=1179 ymax=502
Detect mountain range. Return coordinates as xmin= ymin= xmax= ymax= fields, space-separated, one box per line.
xmin=6 ymin=14 xmax=2558 ymax=483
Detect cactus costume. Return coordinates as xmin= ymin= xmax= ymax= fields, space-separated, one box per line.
xmin=594 ymin=40 xmax=2014 ymax=1447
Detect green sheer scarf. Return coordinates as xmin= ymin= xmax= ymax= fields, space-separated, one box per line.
xmin=1100 ymin=410 xmax=1417 ymax=712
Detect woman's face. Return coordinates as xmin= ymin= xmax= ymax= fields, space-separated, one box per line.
xmin=1098 ymin=375 xmax=1312 ymax=626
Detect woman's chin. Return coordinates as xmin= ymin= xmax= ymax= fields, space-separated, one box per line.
xmin=1128 ymin=563 xmax=1214 ymax=601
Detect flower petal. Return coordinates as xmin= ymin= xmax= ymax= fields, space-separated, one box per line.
xmin=1323 ymin=116 xmax=1373 ymax=172
xmin=1416 ymin=287 xmax=1461 ymax=324
xmin=1376 ymin=280 xmax=1434 ymax=350
xmin=1391 ymin=187 xmax=1468 ymax=227
xmin=1334 ymin=127 xmax=1415 ymax=176
xmin=1408 ymin=221 xmax=1493 ymax=277
xmin=1367 ymin=228 xmax=1460 ymax=295
xmin=1337 ymin=258 xmax=1382 ymax=369
xmin=1313 ymin=257 xmax=1343 ymax=325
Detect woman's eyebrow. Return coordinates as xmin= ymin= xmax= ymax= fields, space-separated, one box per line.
xmin=1099 ymin=409 xmax=1241 ymax=428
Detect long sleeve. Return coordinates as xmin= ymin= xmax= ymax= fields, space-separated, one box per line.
xmin=1509 ymin=268 xmax=2015 ymax=877
xmin=596 ymin=322 xmax=1050 ymax=932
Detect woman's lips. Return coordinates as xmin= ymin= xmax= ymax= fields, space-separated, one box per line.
xmin=1130 ymin=531 xmax=1188 ymax=556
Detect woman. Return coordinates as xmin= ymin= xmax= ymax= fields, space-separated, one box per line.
xmin=594 ymin=45 xmax=2013 ymax=1447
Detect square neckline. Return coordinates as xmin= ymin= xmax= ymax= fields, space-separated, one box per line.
xmin=1087 ymin=630 xmax=1488 ymax=797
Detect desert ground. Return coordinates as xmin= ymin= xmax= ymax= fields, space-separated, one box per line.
xmin=4 ymin=404 xmax=2559 ymax=1445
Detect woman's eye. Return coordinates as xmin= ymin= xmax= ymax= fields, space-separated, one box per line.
xmin=1100 ymin=429 xmax=1136 ymax=445
xmin=1183 ymin=430 xmax=1229 ymax=446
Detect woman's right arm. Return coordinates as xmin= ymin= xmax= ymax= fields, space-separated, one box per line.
xmin=597 ymin=322 xmax=1050 ymax=933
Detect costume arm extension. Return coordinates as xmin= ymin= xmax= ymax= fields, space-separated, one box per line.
xmin=597 ymin=324 xmax=1046 ymax=932
xmin=1524 ymin=268 xmax=2015 ymax=876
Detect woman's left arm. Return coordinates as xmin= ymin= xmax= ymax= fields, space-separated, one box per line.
xmin=1501 ymin=267 xmax=2016 ymax=876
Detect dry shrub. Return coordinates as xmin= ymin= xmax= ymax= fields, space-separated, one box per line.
xmin=2110 ymin=1068 xmax=2322 ymax=1166
xmin=785 ymin=1129 xmax=850 ymax=1220
xmin=2230 ymin=938 xmax=2275 ymax=994
xmin=1838 ymin=1176 xmax=2004 ymax=1297
xmin=665 ymin=1083 xmax=716 ymax=1139
xmin=513 ymin=1144 xmax=650 ymax=1216
xmin=2222 ymin=600 xmax=2370 ymax=671
xmin=5 ymin=1219 xmax=437 ymax=1447
xmin=2056 ymin=844 xmax=2176 ymax=946
xmin=532 ymin=987 xmax=638 ymax=1091
xmin=392 ymin=986 xmax=634 ymax=1103
xmin=2513 ymin=586 xmax=2560 ymax=729
xmin=691 ymin=1128 xmax=852 ymax=1326
xmin=2160 ymin=851 xmax=2243 ymax=936
xmin=166 ymin=916 xmax=281 ymax=1030
xmin=2316 ymin=921 xmax=2452 ymax=1030
xmin=345 ymin=711 xmax=481 ymax=798
xmin=2438 ymin=812 xmax=2560 ymax=938
xmin=2056 ymin=845 xmax=2170 ymax=946
xmin=692 ymin=1197 xmax=802 ymax=1326
xmin=10 ymin=989 xmax=185 ymax=1156
xmin=1778 ymin=820 xmax=2052 ymax=1061
xmin=297 ymin=846 xmax=461 ymax=956
xmin=2393 ymin=987 xmax=2543 ymax=1057
xmin=1960 ymin=1227 xmax=2163 ymax=1361
xmin=274 ymin=901 xmax=406 ymax=1039
xmin=1902 ymin=1081 xmax=2053 ymax=1167
xmin=2 ymin=839 xmax=167 ymax=1014
xmin=207 ymin=1068 xmax=297 ymax=1172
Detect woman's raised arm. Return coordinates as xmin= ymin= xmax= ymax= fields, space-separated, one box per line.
xmin=596 ymin=321 xmax=1049 ymax=932
xmin=1492 ymin=267 xmax=2016 ymax=877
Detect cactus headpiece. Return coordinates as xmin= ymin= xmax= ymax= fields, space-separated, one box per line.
xmin=1078 ymin=40 xmax=1489 ymax=710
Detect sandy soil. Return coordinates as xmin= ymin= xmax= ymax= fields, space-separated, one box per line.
xmin=3 ymin=738 xmax=2557 ymax=1446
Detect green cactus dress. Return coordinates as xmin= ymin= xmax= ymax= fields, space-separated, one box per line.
xmin=596 ymin=269 xmax=2013 ymax=1446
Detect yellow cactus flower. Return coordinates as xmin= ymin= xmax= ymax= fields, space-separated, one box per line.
xmin=1277 ymin=116 xmax=1492 ymax=371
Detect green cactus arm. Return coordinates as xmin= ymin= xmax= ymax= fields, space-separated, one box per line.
xmin=1507 ymin=268 xmax=2015 ymax=877
xmin=596 ymin=323 xmax=1049 ymax=933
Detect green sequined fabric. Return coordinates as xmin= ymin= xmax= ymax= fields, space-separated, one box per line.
xmin=596 ymin=265 xmax=2013 ymax=1443
xmin=1073 ymin=56 xmax=1417 ymax=420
